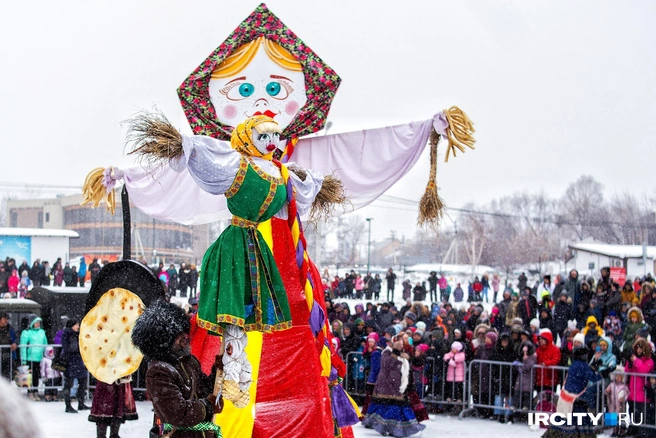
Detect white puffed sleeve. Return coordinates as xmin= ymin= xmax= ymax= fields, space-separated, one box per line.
xmin=274 ymin=164 xmax=324 ymax=219
xmin=169 ymin=134 xmax=241 ymax=196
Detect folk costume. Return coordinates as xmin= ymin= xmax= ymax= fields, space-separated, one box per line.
xmin=362 ymin=336 xmax=426 ymax=437
xmin=81 ymin=4 xmax=475 ymax=438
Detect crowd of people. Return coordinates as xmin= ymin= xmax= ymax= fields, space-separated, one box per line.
xmin=0 ymin=257 xmax=201 ymax=299
xmin=327 ymin=267 xmax=656 ymax=437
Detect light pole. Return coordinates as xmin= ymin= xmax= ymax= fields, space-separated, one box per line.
xmin=366 ymin=218 xmax=373 ymax=274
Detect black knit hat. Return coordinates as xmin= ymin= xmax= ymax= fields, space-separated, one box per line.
xmin=572 ymin=345 xmax=589 ymax=362
xmin=131 ymin=300 xmax=190 ymax=361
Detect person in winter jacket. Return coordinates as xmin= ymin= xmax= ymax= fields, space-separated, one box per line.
xmin=517 ymin=288 xmax=538 ymax=330
xmin=512 ymin=340 xmax=537 ymax=413
xmin=361 ymin=335 xmax=426 ymax=437
xmin=536 ymin=275 xmax=554 ymax=300
xmin=535 ymin=329 xmax=561 ymax=391
xmin=340 ymin=323 xmax=363 ymax=363
xmin=623 ymin=307 xmax=647 ymax=360
xmin=541 ymin=346 xmax=601 ymax=438
xmin=553 ymin=293 xmax=574 ymax=340
xmin=626 ymin=339 xmax=655 ymax=438
xmin=491 ymin=332 xmax=516 ymax=422
xmin=582 ymin=315 xmax=604 ymax=348
xmin=504 ymin=291 xmax=520 ymax=328
xmin=621 ymin=282 xmax=640 ymax=307
xmin=491 ymin=274 xmax=501 ymax=304
xmin=52 ymin=262 xmax=64 ymax=287
xmin=20 ymin=315 xmax=48 ymax=400
xmin=453 ymin=283 xmax=464 ymax=302
xmin=472 ymin=331 xmax=497 ymax=418
xmin=88 ymin=258 xmax=101 ymax=284
xmin=563 ymin=269 xmax=581 ymax=304
xmin=444 ymin=341 xmax=466 ymax=406
xmin=61 ymin=319 xmax=90 ymax=413
xmin=538 ymin=307 xmax=555 ymax=334
xmin=7 ymin=269 xmax=19 ymax=296
xmin=132 ymin=300 xmax=223 ymax=438
xmin=362 ymin=333 xmax=384 ymax=415
xmin=578 ymin=281 xmax=594 ymax=310
xmin=641 ymin=286 xmax=656 ymax=342
xmin=605 ymin=366 xmax=630 ymax=437
xmin=63 ymin=263 xmax=75 ymax=286
xmin=77 ymin=257 xmax=87 ymax=287
xmin=40 ymin=346 xmax=61 ymax=401
xmin=0 ymin=312 xmax=17 ymax=381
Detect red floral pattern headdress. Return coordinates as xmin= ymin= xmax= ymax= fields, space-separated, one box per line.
xmin=178 ymin=3 xmax=341 ymax=141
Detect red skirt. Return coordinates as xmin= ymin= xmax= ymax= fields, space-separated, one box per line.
xmin=89 ymin=381 xmax=139 ymax=424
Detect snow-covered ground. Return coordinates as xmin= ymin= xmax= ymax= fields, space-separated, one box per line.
xmin=27 ymin=399 xmax=615 ymax=438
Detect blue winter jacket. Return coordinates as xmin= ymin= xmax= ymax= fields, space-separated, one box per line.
xmin=19 ymin=317 xmax=48 ymax=363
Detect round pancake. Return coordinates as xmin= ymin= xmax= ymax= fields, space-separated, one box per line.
xmin=80 ymin=288 xmax=145 ymax=384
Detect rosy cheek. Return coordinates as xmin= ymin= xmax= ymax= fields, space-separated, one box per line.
xmin=285 ymin=100 xmax=300 ymax=116
xmin=222 ymin=104 xmax=238 ymax=120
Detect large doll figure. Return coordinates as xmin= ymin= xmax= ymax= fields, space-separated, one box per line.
xmin=85 ymin=4 xmax=474 ymax=438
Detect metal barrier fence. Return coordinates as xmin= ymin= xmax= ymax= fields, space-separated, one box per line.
xmin=344 ymin=352 xmax=656 ymax=430
xmin=1 ymin=344 xmax=148 ymax=399
xmin=4 ymin=343 xmax=655 ymax=431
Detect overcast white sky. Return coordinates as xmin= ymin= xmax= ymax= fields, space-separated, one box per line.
xmin=1 ymin=1 xmax=655 ymax=241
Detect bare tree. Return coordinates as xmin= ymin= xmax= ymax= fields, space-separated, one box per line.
xmin=560 ymin=175 xmax=607 ymax=240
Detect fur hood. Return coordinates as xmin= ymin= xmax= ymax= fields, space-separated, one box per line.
xmin=131 ymin=300 xmax=190 ymax=363
xmin=627 ymin=306 xmax=644 ymax=322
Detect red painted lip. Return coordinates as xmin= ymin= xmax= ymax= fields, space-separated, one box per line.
xmin=266 ymin=144 xmax=276 ymax=151
xmin=253 ymin=110 xmax=277 ymax=118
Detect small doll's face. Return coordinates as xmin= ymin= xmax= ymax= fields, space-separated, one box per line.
xmin=209 ymin=46 xmax=307 ymax=133
xmin=252 ymin=129 xmax=281 ymax=155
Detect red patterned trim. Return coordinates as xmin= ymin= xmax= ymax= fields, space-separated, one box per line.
xmin=231 ymin=216 xmax=258 ymax=228
xmin=196 ymin=315 xmax=292 ymax=335
xmin=257 ymin=182 xmax=277 ymax=219
xmin=225 ymin=157 xmax=248 ymax=199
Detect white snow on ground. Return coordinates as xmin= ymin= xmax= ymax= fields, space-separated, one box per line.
xmin=28 ymin=400 xmax=613 ymax=438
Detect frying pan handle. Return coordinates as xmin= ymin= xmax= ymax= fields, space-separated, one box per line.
xmin=122 ymin=186 xmax=131 ymax=261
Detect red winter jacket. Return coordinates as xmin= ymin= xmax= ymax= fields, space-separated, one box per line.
xmin=535 ymin=330 xmax=561 ymax=388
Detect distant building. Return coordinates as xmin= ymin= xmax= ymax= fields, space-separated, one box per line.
xmin=6 ymin=193 xmax=209 ymax=264
xmin=0 ymin=227 xmax=79 ymax=264
xmin=568 ymin=239 xmax=656 ymax=278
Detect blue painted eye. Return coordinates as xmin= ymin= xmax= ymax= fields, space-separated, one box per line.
xmin=239 ymin=83 xmax=254 ymax=97
xmin=266 ymin=82 xmax=281 ymax=96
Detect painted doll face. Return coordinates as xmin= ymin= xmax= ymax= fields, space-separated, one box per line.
xmin=252 ymin=129 xmax=281 ymax=156
xmin=209 ymin=46 xmax=307 ymax=134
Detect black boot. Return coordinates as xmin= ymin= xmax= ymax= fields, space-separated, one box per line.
xmin=64 ymin=390 xmax=78 ymax=413
xmin=109 ymin=419 xmax=121 ymax=438
xmin=96 ymin=423 xmax=108 ymax=438
xmin=78 ymin=390 xmax=91 ymax=411
xmin=65 ymin=399 xmax=78 ymax=413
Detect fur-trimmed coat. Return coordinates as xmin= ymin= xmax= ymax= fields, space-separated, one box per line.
xmin=146 ymin=354 xmax=218 ymax=438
